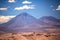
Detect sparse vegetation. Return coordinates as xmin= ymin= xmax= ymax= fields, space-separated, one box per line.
xmin=0 ymin=32 xmax=60 ymax=40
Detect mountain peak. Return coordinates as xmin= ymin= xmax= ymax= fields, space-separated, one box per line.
xmin=0 ymin=12 xmax=45 ymax=33
xmin=18 ymin=12 xmax=29 ymax=17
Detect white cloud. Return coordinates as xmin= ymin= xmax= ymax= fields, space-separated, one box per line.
xmin=0 ymin=8 xmax=7 ymax=10
xmin=0 ymin=16 xmax=16 ymax=24
xmin=56 ymin=5 xmax=60 ymax=10
xmin=15 ymin=5 xmax=35 ymax=10
xmin=22 ymin=0 xmax=32 ymax=4
xmin=8 ymin=0 xmax=15 ymax=3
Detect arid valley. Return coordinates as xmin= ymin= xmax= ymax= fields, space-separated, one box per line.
xmin=0 ymin=31 xmax=60 ymax=40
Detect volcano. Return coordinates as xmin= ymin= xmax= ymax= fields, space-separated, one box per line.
xmin=0 ymin=12 xmax=45 ymax=33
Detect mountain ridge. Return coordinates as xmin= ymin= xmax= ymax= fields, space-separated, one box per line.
xmin=0 ymin=12 xmax=45 ymax=33
xmin=0 ymin=13 xmax=60 ymax=33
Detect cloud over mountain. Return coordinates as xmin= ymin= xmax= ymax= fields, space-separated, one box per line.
xmin=14 ymin=0 xmax=35 ymax=10
xmin=15 ymin=5 xmax=35 ymax=10
xmin=0 ymin=16 xmax=15 ymax=24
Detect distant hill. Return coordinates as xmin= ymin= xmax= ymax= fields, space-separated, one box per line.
xmin=40 ymin=16 xmax=60 ymax=28
xmin=40 ymin=16 xmax=60 ymax=22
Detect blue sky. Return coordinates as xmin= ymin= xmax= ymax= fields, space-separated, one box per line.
xmin=0 ymin=0 xmax=60 ymax=19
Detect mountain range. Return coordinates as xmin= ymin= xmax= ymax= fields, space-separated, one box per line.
xmin=40 ymin=16 xmax=60 ymax=27
xmin=0 ymin=12 xmax=60 ymax=33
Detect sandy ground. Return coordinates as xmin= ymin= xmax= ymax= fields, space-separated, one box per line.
xmin=0 ymin=32 xmax=60 ymax=40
